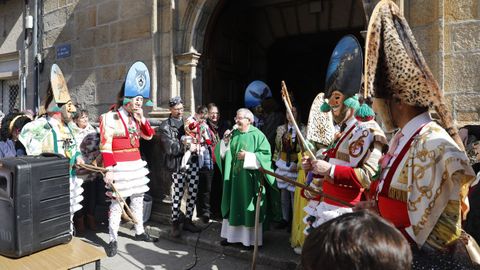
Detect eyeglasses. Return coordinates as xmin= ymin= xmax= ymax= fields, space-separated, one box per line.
xmin=234 ymin=116 xmax=249 ymax=121
xmin=172 ymin=107 xmax=184 ymax=111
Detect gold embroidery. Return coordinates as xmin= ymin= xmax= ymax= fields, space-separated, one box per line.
xmin=349 ymin=130 xmax=368 ymax=158
xmin=396 ymin=159 xmax=409 ymax=185
xmin=407 ymin=134 xmax=446 ymax=211
xmin=408 ymin=130 xmax=447 ymax=233
xmin=354 ymin=168 xmax=370 ymax=189
xmin=336 ymin=151 xmax=350 ymax=162
xmin=410 ymin=170 xmax=448 ymax=235
xmin=388 ymin=187 xmax=408 ymax=202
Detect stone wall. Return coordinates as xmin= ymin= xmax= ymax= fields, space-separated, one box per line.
xmin=407 ymin=0 xmax=480 ymax=126
xmin=2 ymin=0 xmax=479 ymax=224
xmin=42 ymin=0 xmax=154 ymax=119
xmin=0 ymin=1 xmax=23 ymax=55
xmin=444 ymin=0 xmax=480 ymax=125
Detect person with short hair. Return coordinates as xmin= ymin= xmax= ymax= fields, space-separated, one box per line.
xmin=205 ymin=103 xmax=230 ymax=218
xmin=158 ymin=96 xmax=202 ymax=237
xmin=301 ymin=210 xmax=412 ymax=270
xmin=215 ymin=108 xmax=281 ymax=248
xmin=183 ymin=105 xmax=215 ymax=224
xmin=70 ymin=109 xmax=101 ymax=233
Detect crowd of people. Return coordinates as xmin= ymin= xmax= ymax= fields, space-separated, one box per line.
xmin=1 ymin=1 xmax=479 ymax=269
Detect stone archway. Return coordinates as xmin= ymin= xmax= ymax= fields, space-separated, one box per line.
xmin=147 ymin=0 xmax=221 ymax=222
xmin=172 ymin=0 xmax=220 ymax=114
xmin=200 ymin=0 xmax=366 ymax=121
xmin=170 ymin=0 xmax=405 ymax=119
xmin=149 ymin=0 xmax=410 ymax=223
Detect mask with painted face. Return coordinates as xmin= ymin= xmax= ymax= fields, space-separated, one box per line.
xmin=44 ymin=64 xmax=75 ymax=114
xmin=321 ymin=35 xmax=362 ymax=115
xmin=122 ymin=61 xmax=153 ymax=108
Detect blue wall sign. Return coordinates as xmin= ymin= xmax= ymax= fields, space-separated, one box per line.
xmin=56 ymin=44 xmax=71 ymax=59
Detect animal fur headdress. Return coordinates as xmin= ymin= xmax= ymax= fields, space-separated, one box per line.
xmin=363 ymin=0 xmax=463 ymax=149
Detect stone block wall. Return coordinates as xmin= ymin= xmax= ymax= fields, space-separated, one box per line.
xmin=0 ymin=1 xmax=23 ymax=54
xmin=444 ymin=0 xmax=480 ymax=126
xmin=42 ymin=0 xmax=153 ymax=119
xmin=408 ymin=0 xmax=480 ymax=126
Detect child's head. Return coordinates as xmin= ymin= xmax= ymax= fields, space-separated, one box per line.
xmin=301 ymin=210 xmax=412 ymax=270
xmin=195 ymin=105 xmax=208 ymax=123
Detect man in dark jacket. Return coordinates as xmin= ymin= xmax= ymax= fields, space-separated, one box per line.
xmin=158 ymin=96 xmax=201 ymax=237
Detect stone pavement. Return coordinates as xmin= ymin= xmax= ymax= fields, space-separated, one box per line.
xmin=73 ymin=218 xmax=300 ymax=270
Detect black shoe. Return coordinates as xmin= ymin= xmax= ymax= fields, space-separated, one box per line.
xmin=106 ymin=241 xmax=117 ymax=257
xmin=220 ymin=239 xmax=232 ymax=246
xmin=135 ymin=232 xmax=158 ymax=242
xmin=183 ymin=219 xmax=201 ymax=233
xmin=178 ymin=211 xmax=186 ymax=224
xmin=171 ymin=221 xmax=181 ymax=238
xmin=199 ymin=216 xmax=210 ymax=224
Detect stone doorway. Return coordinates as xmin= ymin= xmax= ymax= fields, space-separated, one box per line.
xmin=201 ymin=0 xmax=365 ymax=122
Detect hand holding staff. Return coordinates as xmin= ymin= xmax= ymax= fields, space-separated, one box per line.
xmin=76 ymin=163 xmax=139 ymax=224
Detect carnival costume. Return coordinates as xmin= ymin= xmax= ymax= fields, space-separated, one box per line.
xmin=19 ymin=64 xmax=83 ymax=232
xmin=273 ymin=122 xmax=305 ymax=227
xmin=302 ymin=36 xmax=387 ymax=233
xmin=99 ymin=61 xmax=156 ymax=256
xmin=291 ymin=94 xmax=335 ymax=252
xmin=363 ymin=1 xmax=478 ymax=268
xmin=181 ymin=114 xmax=212 ymax=171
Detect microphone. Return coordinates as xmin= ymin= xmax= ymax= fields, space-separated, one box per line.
xmin=223 ymin=124 xmax=238 ymax=140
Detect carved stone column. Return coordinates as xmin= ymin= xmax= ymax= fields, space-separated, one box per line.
xmin=175 ymin=52 xmax=201 ymax=115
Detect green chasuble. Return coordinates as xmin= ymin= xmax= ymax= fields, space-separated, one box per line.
xmin=215 ymin=125 xmax=281 ymax=228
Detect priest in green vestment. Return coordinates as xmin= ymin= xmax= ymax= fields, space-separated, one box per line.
xmin=215 ymin=108 xmax=281 ymax=247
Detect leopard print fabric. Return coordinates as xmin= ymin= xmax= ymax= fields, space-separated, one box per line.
xmin=307 ymin=93 xmax=335 ymax=146
xmin=364 ymin=0 xmax=463 ymax=150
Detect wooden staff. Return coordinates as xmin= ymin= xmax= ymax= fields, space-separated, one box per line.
xmin=258 ymin=167 xmax=354 ymax=208
xmin=76 ymin=163 xmax=139 ymax=224
xmin=251 ymin=177 xmax=264 ymax=270
xmin=281 ymin=81 xmax=316 ymax=159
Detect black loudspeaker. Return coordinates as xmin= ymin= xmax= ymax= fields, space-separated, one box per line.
xmin=0 ymin=154 xmax=72 ymax=258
